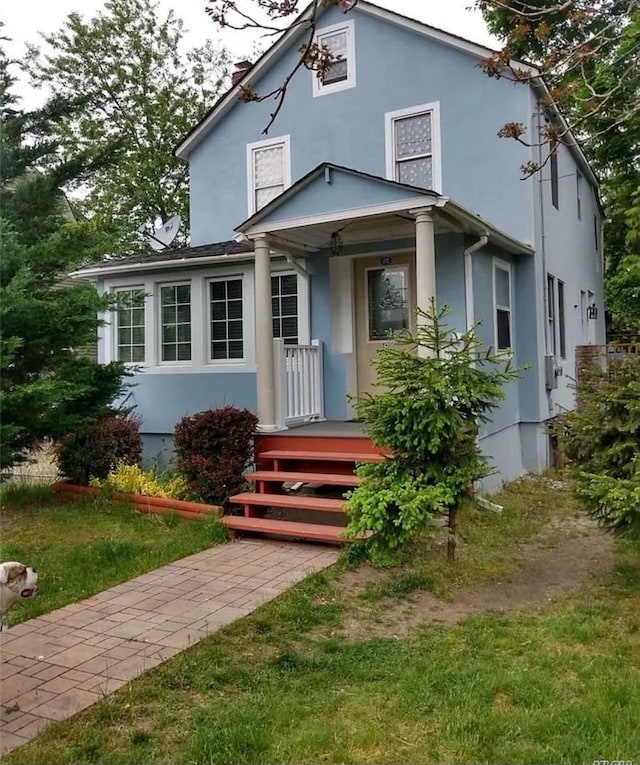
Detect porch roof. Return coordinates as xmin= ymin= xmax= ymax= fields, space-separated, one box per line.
xmin=236 ymin=163 xmax=534 ymax=256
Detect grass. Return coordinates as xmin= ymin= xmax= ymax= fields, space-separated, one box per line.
xmin=353 ymin=474 xmax=583 ymax=603
xmin=0 ymin=484 xmax=227 ymax=625
xmin=5 ymin=476 xmax=640 ymax=764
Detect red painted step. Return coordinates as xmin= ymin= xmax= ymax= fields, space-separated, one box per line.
xmin=259 ymin=449 xmax=385 ymax=464
xmin=220 ymin=516 xmax=349 ymax=544
xmin=230 ymin=492 xmax=345 ymax=513
xmin=246 ymin=471 xmax=362 ymax=487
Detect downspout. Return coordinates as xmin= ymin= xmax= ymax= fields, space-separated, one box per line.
xmin=464 ymin=233 xmax=489 ymax=331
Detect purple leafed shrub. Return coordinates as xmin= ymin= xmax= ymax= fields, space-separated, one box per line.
xmin=56 ymin=416 xmax=142 ymax=485
xmin=173 ymin=406 xmax=258 ymax=506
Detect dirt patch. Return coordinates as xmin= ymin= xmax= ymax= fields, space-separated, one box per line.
xmin=339 ymin=514 xmax=614 ymax=640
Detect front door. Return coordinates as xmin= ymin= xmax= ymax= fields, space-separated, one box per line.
xmin=354 ymin=254 xmax=416 ymax=395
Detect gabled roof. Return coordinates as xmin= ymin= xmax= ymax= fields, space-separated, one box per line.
xmin=235 ymin=162 xmax=441 ymax=233
xmin=236 ymin=162 xmax=534 ymax=256
xmin=174 ymin=0 xmax=536 ymax=161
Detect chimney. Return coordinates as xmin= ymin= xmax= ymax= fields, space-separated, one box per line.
xmin=232 ymin=60 xmax=253 ymax=87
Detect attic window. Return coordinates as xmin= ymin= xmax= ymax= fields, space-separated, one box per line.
xmin=313 ymin=20 xmax=356 ymax=97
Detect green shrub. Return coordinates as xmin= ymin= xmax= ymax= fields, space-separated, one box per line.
xmin=345 ymin=301 xmax=522 ymax=562
xmin=555 ymin=355 xmax=640 ymax=537
xmin=173 ymin=406 xmax=258 ymax=506
xmin=56 ymin=416 xmax=142 ymax=485
xmin=575 ymin=469 xmax=640 ymax=537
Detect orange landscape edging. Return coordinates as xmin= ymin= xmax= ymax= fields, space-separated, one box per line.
xmin=51 ymin=481 xmax=221 ymax=519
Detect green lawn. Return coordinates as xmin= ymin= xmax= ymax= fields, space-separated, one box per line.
xmin=0 ymin=484 xmax=227 ymax=625
xmin=5 ymin=477 xmax=639 ymax=765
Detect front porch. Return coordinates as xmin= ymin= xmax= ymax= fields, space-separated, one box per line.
xmin=223 ymin=420 xmax=381 ymax=544
xmin=238 ymin=163 xmax=532 ymax=432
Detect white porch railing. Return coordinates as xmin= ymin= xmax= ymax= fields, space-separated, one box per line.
xmin=274 ymin=338 xmax=324 ymax=427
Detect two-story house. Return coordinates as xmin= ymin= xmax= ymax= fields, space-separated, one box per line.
xmin=75 ymin=0 xmax=605 ymax=503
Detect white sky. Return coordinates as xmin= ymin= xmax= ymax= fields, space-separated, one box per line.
xmin=3 ymin=0 xmax=500 ymax=108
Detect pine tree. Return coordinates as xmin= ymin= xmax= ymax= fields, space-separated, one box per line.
xmin=0 ymin=36 xmax=129 ymax=470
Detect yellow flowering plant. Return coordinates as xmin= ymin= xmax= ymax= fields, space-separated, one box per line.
xmin=90 ymin=463 xmax=192 ymax=500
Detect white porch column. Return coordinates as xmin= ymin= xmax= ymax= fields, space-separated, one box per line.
xmin=253 ymin=234 xmax=278 ymax=431
xmin=414 ymin=208 xmax=437 ymax=356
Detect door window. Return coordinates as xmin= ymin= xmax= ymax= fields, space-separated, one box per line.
xmin=367 ymin=266 xmax=409 ymax=341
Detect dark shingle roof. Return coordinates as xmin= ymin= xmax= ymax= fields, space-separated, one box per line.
xmin=75 ymin=240 xmax=253 ymax=273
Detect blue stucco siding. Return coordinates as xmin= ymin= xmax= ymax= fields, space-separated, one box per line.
xmin=189 ymin=6 xmax=533 ymax=247
xmin=435 ymin=233 xmax=466 ymax=331
xmin=530 ymin=100 xmax=606 ymax=416
xmin=472 ymin=248 xmax=523 ymax=437
xmin=309 ymin=250 xmax=349 ymax=420
xmin=128 ymin=372 xmax=257 ymax=434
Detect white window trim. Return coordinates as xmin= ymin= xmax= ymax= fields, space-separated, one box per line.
xmin=312 ymin=19 xmax=356 ymax=98
xmin=546 ymin=273 xmax=556 ymax=356
xmin=557 ymin=278 xmax=566 ymax=360
xmin=206 ymin=274 xmax=248 ymax=366
xmin=576 ymin=171 xmax=582 ymax=221
xmin=157 ymin=280 xmax=193 ymax=367
xmin=99 ymin=260 xmax=310 ymax=374
xmin=493 ymin=258 xmax=513 ymax=353
xmin=246 ymin=134 xmax=291 ymax=217
xmin=546 ymin=274 xmax=567 ymax=360
xmin=112 ymin=286 xmax=146 ymax=366
xmin=385 ymin=102 xmax=442 ymax=194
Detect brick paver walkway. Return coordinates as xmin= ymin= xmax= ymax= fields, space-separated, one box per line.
xmin=0 ymin=540 xmax=337 ymax=755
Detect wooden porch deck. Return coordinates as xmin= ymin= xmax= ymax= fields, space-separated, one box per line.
xmin=221 ymin=421 xmax=381 ymax=544
xmin=279 ymin=421 xmax=365 ymax=438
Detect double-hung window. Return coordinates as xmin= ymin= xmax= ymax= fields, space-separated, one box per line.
xmin=160 ymin=283 xmax=191 ymax=362
xmin=576 ymin=171 xmax=582 ymax=220
xmin=247 ymin=136 xmax=290 ymax=215
xmin=547 ymin=274 xmax=566 ymax=358
xmin=385 ymin=103 xmax=441 ymax=192
xmin=494 ymin=260 xmax=512 ymax=352
xmin=271 ymin=274 xmax=298 ymax=344
xmin=550 ymin=141 xmax=559 ymax=209
xmin=313 ymin=20 xmax=356 ymax=97
xmin=557 ymin=280 xmax=566 ymax=358
xmin=209 ymin=277 xmax=244 ymax=361
xmin=547 ymin=274 xmax=557 ymax=355
xmin=115 ymin=287 xmax=145 ymax=363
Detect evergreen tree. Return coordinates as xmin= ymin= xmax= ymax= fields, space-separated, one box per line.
xmin=0 ymin=37 xmax=129 ymax=470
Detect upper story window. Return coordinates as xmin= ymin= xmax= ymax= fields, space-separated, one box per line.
xmin=494 ymin=260 xmax=513 ymax=352
xmin=550 ymin=142 xmax=559 ymax=210
xmin=246 ymin=135 xmax=291 ymax=216
xmin=272 ymin=274 xmax=298 ymax=344
xmin=160 ymin=283 xmax=191 ymax=362
xmin=313 ymin=20 xmax=356 ymax=97
xmin=115 ymin=287 xmax=145 ymax=363
xmin=385 ymin=102 xmax=442 ymax=193
xmin=209 ymin=277 xmax=244 ymax=361
xmin=576 ymin=171 xmax=582 ymax=220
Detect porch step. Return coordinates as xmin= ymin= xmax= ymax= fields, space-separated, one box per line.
xmin=259 ymin=449 xmax=385 ymax=464
xmin=230 ymin=492 xmax=345 ymax=514
xmin=220 ymin=515 xmax=349 ymax=544
xmin=246 ymin=470 xmax=362 ymax=487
